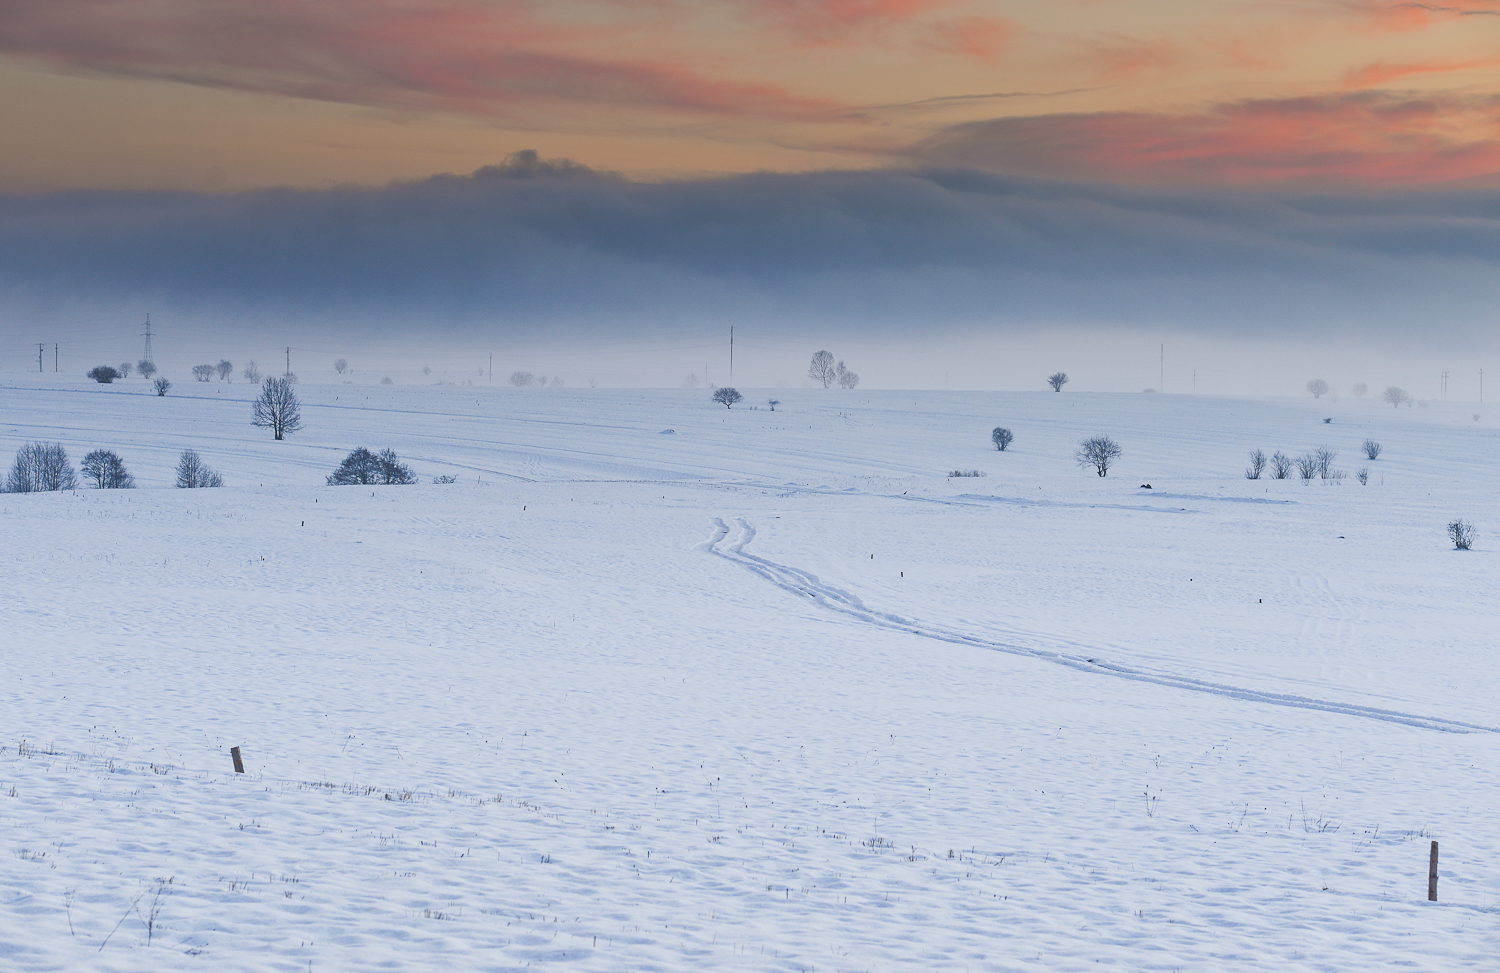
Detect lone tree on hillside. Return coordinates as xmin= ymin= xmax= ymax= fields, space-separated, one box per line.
xmin=991 ymin=427 xmax=1013 ymax=451
xmin=216 ymin=359 xmax=234 ymax=381
xmin=1048 ymin=372 xmax=1069 ymax=392
xmin=87 ymin=365 xmax=120 ymax=384
xmin=6 ymin=442 xmax=78 ymax=493
xmin=153 ymin=377 xmax=171 ymax=396
xmin=836 ymin=361 xmax=860 ymax=389
xmin=81 ymin=449 xmax=135 ymax=489
xmin=1383 ymin=385 xmax=1411 ymax=408
xmin=118 ymin=362 xmax=132 ymax=378
xmin=808 ymin=350 xmax=837 ymax=388
xmin=175 ymin=450 xmax=223 ymax=488
xmin=1074 ymin=435 xmax=1120 ymax=477
xmin=252 ymin=376 xmax=303 ymax=440
xmin=334 ymin=358 xmax=348 ymax=375
xmin=137 ymin=359 xmax=157 ymax=379
xmin=1307 ymin=379 xmax=1330 ymax=399
xmin=713 ymin=387 xmax=743 ymax=409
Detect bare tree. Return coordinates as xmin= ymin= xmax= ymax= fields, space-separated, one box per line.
xmin=191 ymin=364 xmax=213 ymax=382
xmin=422 ymin=366 xmax=432 ymax=377
xmin=836 ymin=361 xmax=860 ymax=389
xmin=327 ymin=447 xmax=414 ymax=485
xmin=1074 ymin=435 xmax=1120 ymax=476
xmin=1048 ymin=372 xmax=1069 ymax=392
xmin=991 ymin=427 xmax=1013 ymax=451
xmin=81 ymin=449 xmax=135 ymax=489
xmin=175 ymin=449 xmax=223 ymax=488
xmin=5 ymin=442 xmax=78 ymax=493
xmin=118 ymin=362 xmax=132 ymax=378
xmin=510 ymin=371 xmax=539 ymax=387
xmin=87 ymin=365 xmax=120 ymax=383
xmin=1356 ymin=466 xmax=1369 ymax=485
xmin=153 ymin=377 xmax=171 ymax=396
xmin=767 ymin=398 xmax=780 ymax=411
xmin=216 ymin=359 xmax=234 ymax=381
xmin=243 ymin=360 xmax=262 ymax=383
xmin=1246 ymin=449 xmax=1266 ymax=479
xmin=1295 ymin=453 xmax=1318 ymax=481
xmin=1314 ymin=445 xmax=1338 ymax=479
xmin=1448 ymin=519 xmax=1476 ymax=550
xmin=1307 ymin=378 xmax=1330 ymax=399
xmin=1362 ymin=439 xmax=1382 ymax=459
xmin=713 ymin=387 xmax=743 ymax=409
xmin=1351 ymin=382 xmax=1368 ymax=398
xmin=334 ymin=358 xmax=348 ymax=375
xmin=808 ymin=350 xmax=836 ymax=388
xmin=1270 ymin=450 xmax=1292 ymax=479
xmin=252 ymin=377 xmax=303 ymax=440
xmin=1383 ymin=385 xmax=1410 ymax=408
xmin=137 ymin=359 xmax=157 ymax=379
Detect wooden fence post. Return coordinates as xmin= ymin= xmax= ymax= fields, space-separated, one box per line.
xmin=231 ymin=746 xmax=245 ymax=774
xmin=1428 ymin=840 xmax=1438 ymax=901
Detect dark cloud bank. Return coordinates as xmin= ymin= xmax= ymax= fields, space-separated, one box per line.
xmin=3 ymin=153 xmax=1499 ymax=350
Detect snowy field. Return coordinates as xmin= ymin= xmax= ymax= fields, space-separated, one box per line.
xmin=2 ymin=375 xmax=1498 ymax=972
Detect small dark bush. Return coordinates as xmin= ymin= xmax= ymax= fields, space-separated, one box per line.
xmin=1246 ymin=449 xmax=1266 ymax=479
xmin=1362 ymin=439 xmax=1382 ymax=460
xmin=328 ymin=447 xmax=415 ymax=485
xmin=87 ymin=365 xmax=120 ymax=384
xmin=713 ymin=387 xmax=742 ymax=409
xmin=1449 ymin=519 xmax=1476 ymax=550
xmin=991 ymin=427 xmax=1013 ymax=451
xmin=153 ymin=377 xmax=171 ymax=396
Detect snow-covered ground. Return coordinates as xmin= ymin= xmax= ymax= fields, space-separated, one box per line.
xmin=3 ymin=375 xmax=1498 ymax=972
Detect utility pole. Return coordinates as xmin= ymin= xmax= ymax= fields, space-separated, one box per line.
xmin=1441 ymin=370 xmax=1448 ymax=401
xmin=54 ymin=343 xmax=58 ymax=372
xmin=37 ymin=343 xmax=44 ymax=372
xmin=141 ymin=314 xmax=154 ymax=365
xmin=285 ymin=346 xmax=291 ymax=377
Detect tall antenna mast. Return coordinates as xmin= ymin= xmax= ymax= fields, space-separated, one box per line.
xmin=141 ymin=314 xmax=154 ymax=365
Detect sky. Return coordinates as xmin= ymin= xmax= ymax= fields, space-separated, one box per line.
xmin=1 ymin=1 xmax=1498 ymax=392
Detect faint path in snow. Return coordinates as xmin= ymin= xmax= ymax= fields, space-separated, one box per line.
xmin=704 ymin=517 xmax=1497 ymax=735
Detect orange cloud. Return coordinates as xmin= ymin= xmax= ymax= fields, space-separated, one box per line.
xmin=910 ymin=92 xmax=1500 ymax=187
xmin=0 ymin=0 xmax=851 ymax=122
xmin=1344 ymin=56 xmax=1500 ymax=87
xmin=920 ymin=16 xmax=1016 ymax=60
xmin=1345 ymin=1 xmax=1499 ymax=33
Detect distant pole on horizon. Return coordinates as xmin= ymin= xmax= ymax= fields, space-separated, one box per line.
xmin=37 ymin=343 xmax=43 ymax=372
xmin=54 ymin=343 xmax=58 ymax=372
xmin=141 ymin=314 xmax=153 ymax=365
xmin=729 ymin=326 xmax=734 ymax=385
xmin=489 ymin=354 xmax=492 ymax=384
xmin=285 ymin=346 xmax=291 ymax=377
xmin=1160 ymin=344 xmax=1164 ymax=393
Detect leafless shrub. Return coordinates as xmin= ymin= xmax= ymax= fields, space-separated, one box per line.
xmin=949 ymin=469 xmax=986 ymax=477
xmin=510 ymin=371 xmax=539 ymax=387
xmin=1356 ymin=466 xmax=1369 ymax=485
xmin=1448 ymin=519 xmax=1476 ymax=550
xmin=1307 ymin=378 xmax=1329 ymax=398
xmin=175 ymin=450 xmax=223 ymax=488
xmin=192 ymin=364 xmax=214 ymax=382
xmin=118 ymin=362 xmax=133 ymax=378
xmin=1314 ymin=445 xmax=1338 ymax=479
xmin=1246 ymin=449 xmax=1266 ymax=479
xmin=137 ymin=359 xmax=157 ymax=379
xmin=242 ymin=360 xmax=261 ymax=383
xmin=1295 ymin=453 xmax=1318 ymax=481
xmin=5 ymin=442 xmax=78 ymax=493
xmin=1074 ymin=435 xmax=1121 ymax=477
xmin=991 ymin=427 xmax=1013 ymax=451
xmin=712 ymin=387 xmax=743 ymax=409
xmin=87 ymin=365 xmax=120 ymax=383
xmin=836 ymin=361 xmax=859 ymax=389
xmin=153 ymin=377 xmax=171 ymax=396
xmin=1362 ymin=439 xmax=1382 ymax=460
xmin=1383 ymin=386 xmax=1410 ymax=408
xmin=1270 ymin=451 xmax=1292 ymax=479
xmin=81 ymin=450 xmax=135 ymax=489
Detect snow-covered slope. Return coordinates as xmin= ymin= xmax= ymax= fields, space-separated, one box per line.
xmin=3 ymin=376 xmax=1497 ymax=971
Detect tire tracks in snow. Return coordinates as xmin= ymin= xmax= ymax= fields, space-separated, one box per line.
xmin=703 ymin=517 xmax=1496 ymax=735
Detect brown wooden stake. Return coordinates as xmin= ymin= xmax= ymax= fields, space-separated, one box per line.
xmin=1428 ymin=840 xmax=1439 ymax=901
xmin=231 ymin=746 xmax=245 ymax=774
